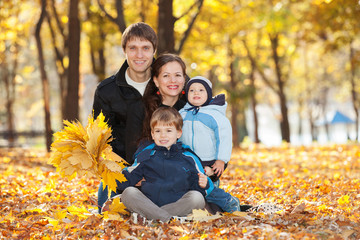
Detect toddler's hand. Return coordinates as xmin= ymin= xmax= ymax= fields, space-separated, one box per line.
xmin=198 ymin=173 xmax=208 ymax=188
xmin=212 ymin=160 xmax=225 ymax=176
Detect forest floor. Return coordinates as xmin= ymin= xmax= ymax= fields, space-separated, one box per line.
xmin=1 ymin=143 xmax=360 ymax=239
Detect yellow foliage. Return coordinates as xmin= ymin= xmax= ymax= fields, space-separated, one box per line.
xmin=109 ymin=198 xmax=128 ymax=215
xmin=48 ymin=112 xmax=127 ymax=195
xmin=338 ymin=195 xmax=350 ymax=205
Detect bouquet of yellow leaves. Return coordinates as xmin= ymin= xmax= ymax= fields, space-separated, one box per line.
xmin=48 ymin=112 xmax=127 ymax=196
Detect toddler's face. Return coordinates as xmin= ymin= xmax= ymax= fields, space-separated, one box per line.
xmin=151 ymin=122 xmax=182 ymax=149
xmin=187 ymin=83 xmax=207 ymax=106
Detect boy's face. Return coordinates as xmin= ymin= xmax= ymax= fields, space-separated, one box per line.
xmin=151 ymin=122 xmax=182 ymax=150
xmin=187 ymin=82 xmax=208 ymax=106
xmin=124 ymin=38 xmax=154 ymax=77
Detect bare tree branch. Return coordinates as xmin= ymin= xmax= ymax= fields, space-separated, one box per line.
xmin=35 ymin=0 xmax=52 ymax=151
xmin=175 ymin=1 xmax=198 ymax=20
xmin=242 ymin=38 xmax=278 ymax=94
xmin=176 ymin=0 xmax=204 ymax=54
xmin=49 ymin=0 xmax=65 ymax=39
xmin=46 ymin=14 xmax=65 ymax=72
xmin=115 ymin=0 xmax=126 ymax=32
xmin=97 ymin=0 xmax=117 ymax=23
xmin=97 ymin=0 xmax=126 ymax=32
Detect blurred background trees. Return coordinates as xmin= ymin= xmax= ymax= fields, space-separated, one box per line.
xmin=1 ymin=0 xmax=359 ymax=150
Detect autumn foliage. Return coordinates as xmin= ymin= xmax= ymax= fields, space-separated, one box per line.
xmin=48 ymin=112 xmax=126 ymax=195
xmin=1 ymin=143 xmax=360 ymax=239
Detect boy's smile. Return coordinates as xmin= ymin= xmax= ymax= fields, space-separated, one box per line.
xmin=151 ymin=123 xmax=182 ymax=150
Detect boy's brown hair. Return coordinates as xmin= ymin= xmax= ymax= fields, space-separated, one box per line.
xmin=150 ymin=107 xmax=183 ymax=131
xmin=121 ymin=22 xmax=158 ymax=52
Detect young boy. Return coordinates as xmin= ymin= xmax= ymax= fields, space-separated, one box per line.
xmin=180 ymin=76 xmax=251 ymax=213
xmin=115 ymin=107 xmax=211 ymax=222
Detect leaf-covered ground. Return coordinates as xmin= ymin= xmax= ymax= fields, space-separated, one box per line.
xmin=1 ymin=143 xmax=360 ymax=239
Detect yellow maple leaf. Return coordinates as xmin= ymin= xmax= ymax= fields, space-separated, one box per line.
xmin=44 ymin=217 xmax=59 ymax=227
xmin=187 ymin=209 xmax=222 ymax=222
xmin=48 ymin=112 xmax=127 ymax=193
xmin=109 ymin=198 xmax=128 ymax=215
xmin=67 ymin=205 xmax=89 ymax=219
xmin=54 ymin=210 xmax=67 ymax=220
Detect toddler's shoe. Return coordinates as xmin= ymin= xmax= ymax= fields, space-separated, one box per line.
xmin=240 ymin=204 xmax=253 ymax=212
xmin=225 ymin=196 xmax=241 ymax=213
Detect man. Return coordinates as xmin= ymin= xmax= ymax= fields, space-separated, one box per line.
xmin=92 ymin=22 xmax=158 ymax=210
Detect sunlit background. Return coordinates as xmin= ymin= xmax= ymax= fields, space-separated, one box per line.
xmin=1 ymin=0 xmax=359 ymax=149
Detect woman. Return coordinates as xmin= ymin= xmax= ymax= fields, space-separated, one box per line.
xmin=141 ymin=53 xmax=187 ymax=141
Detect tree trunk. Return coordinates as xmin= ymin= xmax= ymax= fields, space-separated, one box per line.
xmin=229 ymin=59 xmax=239 ymax=146
xmin=47 ymin=0 xmax=68 ymax=122
xmin=303 ymin=44 xmax=316 ymax=142
xmin=90 ymin=27 xmax=106 ymax=82
xmin=2 ymin=49 xmax=15 ymax=147
xmin=157 ymin=0 xmax=175 ymax=54
xmin=350 ymin=42 xmax=359 ymax=140
xmin=270 ymin=34 xmax=290 ymax=142
xmin=64 ymin=0 xmax=80 ymax=121
xmin=297 ymin=97 xmax=303 ymax=142
xmin=321 ymin=88 xmax=329 ymax=141
xmin=35 ymin=0 xmax=52 ymax=151
xmin=249 ymin=60 xmax=260 ymax=143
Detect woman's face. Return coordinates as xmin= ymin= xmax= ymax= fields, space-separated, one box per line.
xmin=153 ymin=61 xmax=185 ymax=99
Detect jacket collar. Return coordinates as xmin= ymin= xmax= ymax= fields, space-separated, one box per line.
xmin=115 ymin=60 xmax=130 ymax=87
xmin=115 ymin=58 xmax=156 ymax=87
xmin=154 ymin=141 xmax=183 ymax=153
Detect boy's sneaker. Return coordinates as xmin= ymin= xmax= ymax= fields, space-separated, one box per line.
xmin=170 ymin=216 xmax=190 ymax=224
xmin=225 ymin=196 xmax=241 ymax=213
xmin=130 ymin=212 xmax=153 ymax=225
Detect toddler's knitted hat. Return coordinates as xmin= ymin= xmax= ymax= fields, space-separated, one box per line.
xmin=185 ymin=76 xmax=213 ymax=106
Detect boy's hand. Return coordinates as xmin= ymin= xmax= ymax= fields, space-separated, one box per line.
xmin=198 ymin=173 xmax=208 ymax=188
xmin=212 ymin=160 xmax=225 ymax=176
xmin=135 ymin=177 xmax=145 ymax=186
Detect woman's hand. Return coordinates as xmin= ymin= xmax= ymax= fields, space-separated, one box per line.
xmin=212 ymin=160 xmax=225 ymax=176
xmin=198 ymin=173 xmax=208 ymax=188
xmin=204 ymin=166 xmax=214 ymax=176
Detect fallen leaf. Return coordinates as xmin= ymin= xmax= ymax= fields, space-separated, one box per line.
xmin=291 ymin=203 xmax=306 ymax=214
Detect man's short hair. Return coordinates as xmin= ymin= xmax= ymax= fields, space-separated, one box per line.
xmin=150 ymin=107 xmax=183 ymax=131
xmin=122 ymin=22 xmax=158 ymax=52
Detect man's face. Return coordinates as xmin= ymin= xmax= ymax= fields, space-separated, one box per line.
xmin=151 ymin=122 xmax=182 ymax=150
xmin=124 ymin=38 xmax=154 ymax=77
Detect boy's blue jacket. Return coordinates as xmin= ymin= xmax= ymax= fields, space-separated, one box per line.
xmin=179 ymin=94 xmax=232 ymax=163
xmin=117 ymin=141 xmax=214 ymax=207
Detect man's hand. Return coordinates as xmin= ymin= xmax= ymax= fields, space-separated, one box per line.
xmin=198 ymin=173 xmax=208 ymax=188
xmin=212 ymin=160 xmax=225 ymax=176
